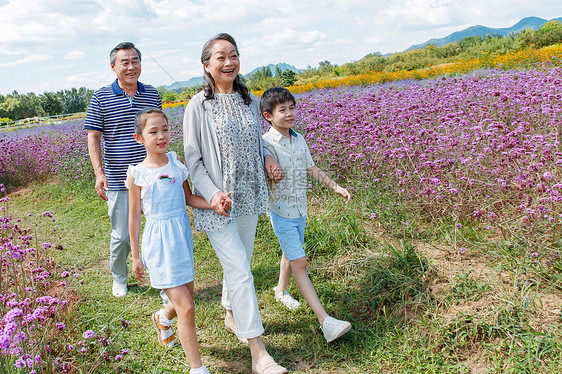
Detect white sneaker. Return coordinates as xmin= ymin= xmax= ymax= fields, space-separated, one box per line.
xmin=321 ymin=316 xmax=351 ymax=342
xmin=273 ymin=286 xmax=300 ymax=310
xmin=190 ymin=365 xmax=210 ymax=374
xmin=112 ymin=281 xmax=127 ymax=297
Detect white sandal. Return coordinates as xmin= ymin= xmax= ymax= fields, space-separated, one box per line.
xmin=152 ymin=311 xmax=175 ymax=347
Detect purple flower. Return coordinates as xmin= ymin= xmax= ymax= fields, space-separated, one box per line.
xmin=15 ymin=358 xmax=25 ymax=369
xmin=370 ymin=213 xmax=377 ymax=219
xmin=82 ymin=330 xmax=96 ymax=340
xmin=120 ymin=318 xmax=131 ymax=328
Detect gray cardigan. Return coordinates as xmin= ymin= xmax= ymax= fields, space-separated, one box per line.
xmin=182 ymin=90 xmax=270 ymax=203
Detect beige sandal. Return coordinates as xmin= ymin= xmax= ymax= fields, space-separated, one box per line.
xmin=252 ymin=354 xmax=288 ymax=374
xmin=152 ymin=311 xmax=175 ymax=347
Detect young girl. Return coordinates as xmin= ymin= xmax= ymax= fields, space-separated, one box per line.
xmin=127 ymin=108 xmax=224 ymax=374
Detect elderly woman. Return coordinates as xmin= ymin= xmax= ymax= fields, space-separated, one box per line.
xmin=183 ymin=33 xmax=287 ymax=374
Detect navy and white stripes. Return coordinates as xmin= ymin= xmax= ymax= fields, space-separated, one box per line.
xmin=84 ymin=79 xmax=161 ymax=190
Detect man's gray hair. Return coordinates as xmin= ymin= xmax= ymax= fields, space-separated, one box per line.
xmin=110 ymin=42 xmax=142 ymax=65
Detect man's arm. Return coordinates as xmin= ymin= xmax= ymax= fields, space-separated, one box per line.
xmin=87 ymin=129 xmax=108 ymax=201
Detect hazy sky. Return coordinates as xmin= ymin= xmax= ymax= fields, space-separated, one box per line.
xmin=1 ymin=0 xmax=561 ymax=95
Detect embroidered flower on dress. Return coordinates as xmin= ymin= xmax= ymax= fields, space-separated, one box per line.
xmin=158 ymin=174 xmax=176 ymax=183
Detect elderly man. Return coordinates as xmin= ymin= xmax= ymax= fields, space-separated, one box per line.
xmin=84 ymin=42 xmax=161 ymax=297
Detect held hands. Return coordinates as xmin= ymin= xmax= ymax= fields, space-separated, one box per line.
xmin=94 ymin=174 xmax=108 ymax=201
xmin=132 ymin=256 xmax=145 ymax=282
xmin=335 ymin=185 xmax=352 ymax=204
xmin=210 ymin=191 xmax=233 ymax=217
xmin=264 ymin=155 xmax=284 ymax=182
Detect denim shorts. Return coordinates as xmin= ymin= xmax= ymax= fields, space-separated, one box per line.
xmin=269 ymin=211 xmax=306 ymax=261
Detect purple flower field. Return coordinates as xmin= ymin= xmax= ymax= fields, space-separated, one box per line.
xmin=0 ymin=200 xmax=130 ymax=372
xmin=2 ymin=62 xmax=562 ymax=371
xmin=0 ymin=119 xmax=92 ymax=189
xmin=294 ymin=63 xmax=562 ymax=251
xmin=1 ymin=63 xmax=561 ymax=251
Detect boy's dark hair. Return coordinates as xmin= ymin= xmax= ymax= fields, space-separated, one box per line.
xmin=259 ymin=87 xmax=296 ymax=123
xmin=134 ymin=107 xmax=168 ymax=135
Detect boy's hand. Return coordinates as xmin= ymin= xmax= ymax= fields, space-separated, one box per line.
xmin=132 ymin=257 xmax=145 ymax=282
xmin=335 ymin=185 xmax=352 ymax=204
xmin=264 ymin=155 xmax=284 ymax=182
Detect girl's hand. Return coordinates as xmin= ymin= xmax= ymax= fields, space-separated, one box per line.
xmin=335 ymin=185 xmax=352 ymax=204
xmin=132 ymin=257 xmax=145 ymax=282
xmin=220 ymin=192 xmax=232 ymax=212
xmin=210 ymin=191 xmax=231 ymax=217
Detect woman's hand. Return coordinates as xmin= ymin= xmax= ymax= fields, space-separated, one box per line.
xmin=210 ymin=191 xmax=232 ymax=217
xmin=265 ymin=154 xmax=284 ymax=182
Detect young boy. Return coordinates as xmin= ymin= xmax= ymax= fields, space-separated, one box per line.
xmin=260 ymin=87 xmax=352 ymax=342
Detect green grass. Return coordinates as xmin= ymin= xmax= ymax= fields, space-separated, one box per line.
xmin=5 ymin=179 xmax=562 ymax=373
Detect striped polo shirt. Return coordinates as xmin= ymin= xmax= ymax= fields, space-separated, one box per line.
xmin=84 ymin=79 xmax=161 ymax=190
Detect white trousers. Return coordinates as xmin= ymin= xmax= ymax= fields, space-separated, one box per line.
xmin=106 ymin=190 xmax=130 ymax=284
xmin=206 ymin=214 xmax=264 ymax=339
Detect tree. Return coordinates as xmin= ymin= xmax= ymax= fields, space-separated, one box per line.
xmin=246 ymin=66 xmax=281 ymax=91
xmin=318 ymin=60 xmax=336 ymax=75
xmin=161 ymin=90 xmax=177 ymax=102
xmin=0 ymin=96 xmax=20 ymax=120
xmin=157 ymin=86 xmax=167 ymax=98
xmin=280 ymin=70 xmax=296 ymax=87
xmin=534 ymin=20 xmax=562 ymax=47
xmin=58 ymin=87 xmax=93 ymax=114
xmin=40 ymin=92 xmax=64 ymax=116
xmin=2 ymin=91 xmax=46 ymax=120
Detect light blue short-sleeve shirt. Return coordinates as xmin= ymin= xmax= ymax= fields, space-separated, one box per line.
xmin=262 ymin=127 xmax=315 ymax=218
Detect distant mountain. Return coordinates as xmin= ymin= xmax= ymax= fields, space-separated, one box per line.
xmin=164 ymin=63 xmax=302 ymax=92
xmin=164 ymin=76 xmax=204 ymax=92
xmin=245 ymin=63 xmax=304 ymax=77
xmin=405 ymin=16 xmax=562 ymax=52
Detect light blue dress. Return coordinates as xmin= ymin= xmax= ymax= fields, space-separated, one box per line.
xmin=127 ymin=152 xmax=195 ymax=289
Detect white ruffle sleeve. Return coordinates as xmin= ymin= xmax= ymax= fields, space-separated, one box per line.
xmin=125 ymin=164 xmax=149 ymax=189
xmin=169 ymin=151 xmax=190 ymax=183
